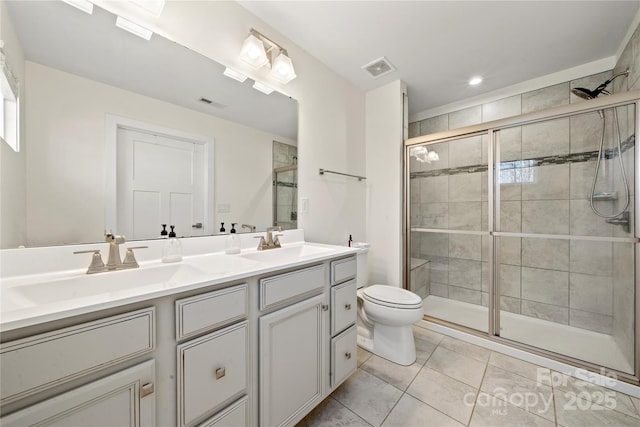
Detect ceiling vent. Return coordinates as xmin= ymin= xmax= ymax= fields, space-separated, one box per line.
xmin=362 ymin=56 xmax=396 ymax=79
xmin=199 ymin=97 xmax=226 ymax=109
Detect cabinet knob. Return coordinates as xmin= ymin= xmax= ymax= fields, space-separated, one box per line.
xmin=322 ymin=304 xmax=329 ymax=311
xmin=215 ymin=367 xmax=226 ymax=380
xmin=140 ymin=382 xmax=154 ymax=398
xmin=345 ymin=352 xmax=352 ymax=360
xmin=345 ymin=303 xmax=352 ymax=310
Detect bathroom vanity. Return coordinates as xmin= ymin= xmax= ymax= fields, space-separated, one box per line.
xmin=0 ymin=231 xmax=358 ymax=426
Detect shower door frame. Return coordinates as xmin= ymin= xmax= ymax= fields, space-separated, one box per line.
xmin=404 ymin=89 xmax=640 ymax=384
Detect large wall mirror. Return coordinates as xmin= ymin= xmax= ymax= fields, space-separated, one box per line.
xmin=3 ymin=0 xmax=298 ymax=248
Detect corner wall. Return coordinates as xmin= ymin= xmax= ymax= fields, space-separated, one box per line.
xmin=366 ymin=81 xmax=406 ymax=287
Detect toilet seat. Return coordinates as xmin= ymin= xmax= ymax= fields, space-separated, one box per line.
xmin=361 ymin=285 xmax=423 ymax=309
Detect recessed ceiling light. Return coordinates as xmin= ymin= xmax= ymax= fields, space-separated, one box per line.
xmin=252 ymin=81 xmax=274 ymax=95
xmin=469 ymin=76 xmax=483 ymax=86
xmin=223 ymin=67 xmax=248 ymax=83
xmin=115 ymin=16 xmax=153 ymax=40
xmin=61 ymin=0 xmax=94 ymax=14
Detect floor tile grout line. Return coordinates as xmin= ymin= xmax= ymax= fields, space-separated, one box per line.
xmin=327 ymin=395 xmax=373 ymax=427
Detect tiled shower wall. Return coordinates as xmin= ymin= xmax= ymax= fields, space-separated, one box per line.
xmin=272 ymin=140 xmax=298 ymax=230
xmin=409 ymin=22 xmax=639 ymax=341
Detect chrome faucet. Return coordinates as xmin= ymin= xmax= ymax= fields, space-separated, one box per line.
xmin=74 ymin=233 xmax=147 ymax=274
xmin=255 ymin=226 xmax=283 ymax=250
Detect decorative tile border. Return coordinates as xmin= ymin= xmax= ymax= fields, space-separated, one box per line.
xmin=410 ymin=135 xmax=634 ymax=179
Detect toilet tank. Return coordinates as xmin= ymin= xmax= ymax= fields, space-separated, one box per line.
xmin=356 ymin=248 xmax=369 ymax=289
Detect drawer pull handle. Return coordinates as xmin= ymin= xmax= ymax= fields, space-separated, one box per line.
xmin=140 ymin=383 xmax=154 ymax=398
xmin=322 ymin=304 xmax=329 ymax=311
xmin=345 ymin=352 xmax=352 ymax=360
xmin=345 ymin=303 xmax=352 ymax=310
xmin=215 ymin=368 xmax=226 ymax=380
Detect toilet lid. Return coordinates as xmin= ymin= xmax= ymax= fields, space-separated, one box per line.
xmin=362 ymin=285 xmax=423 ymax=309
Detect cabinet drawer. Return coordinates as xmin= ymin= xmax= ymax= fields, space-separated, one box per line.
xmin=331 ymin=257 xmax=356 ymax=285
xmin=0 ymin=307 xmax=155 ymax=405
xmin=176 ymin=284 xmax=247 ymax=340
xmin=1 ymin=360 xmax=156 ymax=427
xmin=331 ymin=279 xmax=357 ymax=335
xmin=260 ymin=264 xmax=325 ymax=310
xmin=198 ymin=396 xmax=248 ymax=427
xmin=331 ymin=326 xmax=357 ymax=388
xmin=177 ymin=322 xmax=248 ymax=427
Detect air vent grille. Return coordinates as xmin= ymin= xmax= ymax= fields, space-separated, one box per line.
xmin=362 ymin=57 xmax=396 ymax=78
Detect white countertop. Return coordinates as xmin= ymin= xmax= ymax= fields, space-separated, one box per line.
xmin=0 ymin=231 xmax=358 ymax=332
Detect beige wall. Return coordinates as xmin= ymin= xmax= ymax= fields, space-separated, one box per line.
xmin=0 ymin=1 xmax=27 ymax=249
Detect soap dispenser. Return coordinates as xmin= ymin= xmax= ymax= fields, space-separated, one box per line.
xmin=230 ymin=223 xmax=237 ymax=233
xmin=225 ymin=231 xmax=241 ymax=254
xmin=160 ymin=224 xmax=168 ymax=238
xmin=220 ymin=222 xmax=226 ymax=233
xmin=162 ymin=225 xmax=183 ymax=263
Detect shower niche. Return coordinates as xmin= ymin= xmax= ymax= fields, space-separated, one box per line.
xmin=405 ymin=91 xmax=639 ymax=380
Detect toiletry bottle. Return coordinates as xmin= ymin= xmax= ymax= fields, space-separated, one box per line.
xmin=230 ymin=223 xmax=237 ymax=233
xmin=162 ymin=225 xmax=183 ymax=262
xmin=348 ymin=234 xmax=353 ymax=247
xmin=225 ymin=232 xmax=241 ymax=254
xmin=220 ymin=222 xmax=225 ymax=233
xmin=160 ymin=224 xmax=168 ymax=238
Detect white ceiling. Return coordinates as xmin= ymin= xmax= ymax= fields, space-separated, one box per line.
xmin=239 ymin=1 xmax=640 ymax=115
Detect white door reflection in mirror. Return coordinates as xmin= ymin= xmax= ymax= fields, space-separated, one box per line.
xmin=117 ymin=127 xmax=208 ymax=240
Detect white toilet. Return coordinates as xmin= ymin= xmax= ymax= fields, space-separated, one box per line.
xmin=355 ymin=247 xmax=424 ymax=366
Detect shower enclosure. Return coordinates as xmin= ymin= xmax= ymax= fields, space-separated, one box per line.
xmin=273 ymin=164 xmax=297 ymax=230
xmin=405 ymin=90 xmax=639 ymax=381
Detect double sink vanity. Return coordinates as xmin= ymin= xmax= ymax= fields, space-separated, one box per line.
xmin=0 ymin=230 xmax=358 ymax=426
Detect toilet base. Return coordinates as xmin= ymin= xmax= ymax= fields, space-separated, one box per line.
xmin=357 ymin=323 xmax=416 ymax=366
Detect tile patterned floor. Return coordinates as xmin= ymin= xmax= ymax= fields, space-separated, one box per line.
xmin=297 ymin=324 xmax=640 ymax=427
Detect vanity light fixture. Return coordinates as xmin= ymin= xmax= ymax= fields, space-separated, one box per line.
xmin=239 ymin=29 xmax=297 ymax=84
xmin=469 ymin=76 xmax=483 ymax=86
xmin=61 ymin=0 xmax=94 ymax=14
xmin=223 ymin=67 xmax=248 ymax=83
xmin=115 ymin=16 xmax=153 ymax=40
xmin=240 ymin=32 xmax=269 ymax=69
xmin=252 ymin=81 xmax=274 ymax=95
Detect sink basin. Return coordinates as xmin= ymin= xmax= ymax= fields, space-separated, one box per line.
xmin=239 ymin=244 xmax=334 ymax=264
xmin=13 ymin=263 xmax=206 ymax=305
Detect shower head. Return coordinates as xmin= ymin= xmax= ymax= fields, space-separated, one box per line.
xmin=571 ymin=69 xmax=629 ymax=100
xmin=571 ymin=87 xmax=598 ymax=100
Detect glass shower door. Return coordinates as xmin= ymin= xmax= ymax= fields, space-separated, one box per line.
xmin=494 ymin=104 xmax=636 ymax=374
xmin=408 ymin=134 xmax=489 ymax=333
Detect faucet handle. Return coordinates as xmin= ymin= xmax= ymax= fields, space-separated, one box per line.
xmin=254 ymin=236 xmax=267 ymax=250
xmin=123 ymin=246 xmax=148 ymax=267
xmin=73 ymin=249 xmax=106 ymax=274
xmin=273 ymin=234 xmax=284 ymax=247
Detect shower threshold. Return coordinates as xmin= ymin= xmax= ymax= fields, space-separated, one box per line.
xmin=423 ymin=295 xmax=633 ymax=375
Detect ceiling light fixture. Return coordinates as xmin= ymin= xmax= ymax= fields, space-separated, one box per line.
xmin=115 ymin=16 xmax=153 ymax=40
xmin=239 ymin=29 xmax=297 ymax=84
xmin=252 ymin=81 xmax=274 ymax=95
xmin=223 ymin=67 xmax=248 ymax=83
xmin=61 ymin=0 xmax=94 ymax=14
xmin=469 ymin=76 xmax=483 ymax=86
